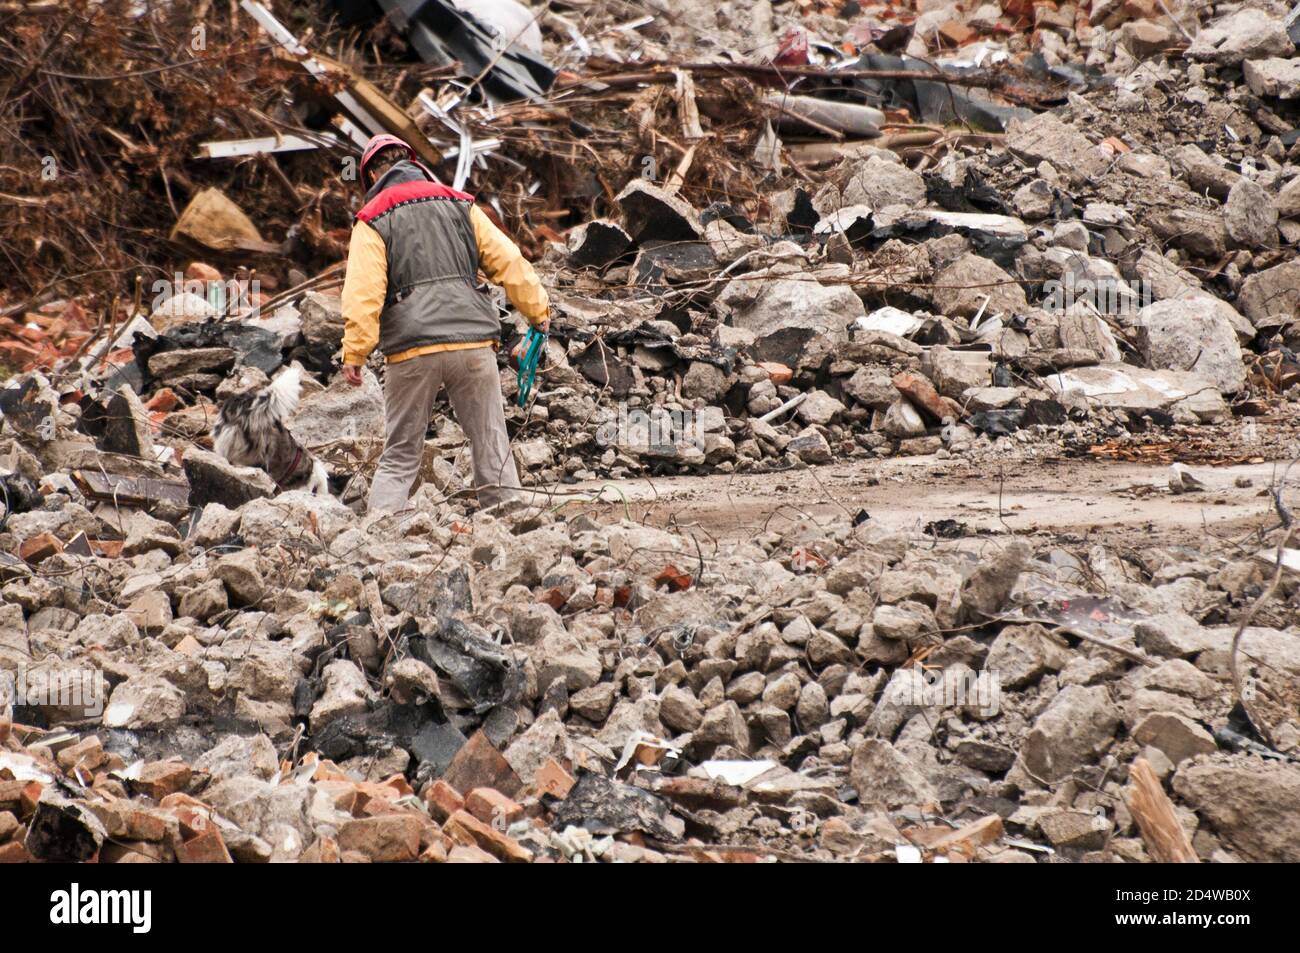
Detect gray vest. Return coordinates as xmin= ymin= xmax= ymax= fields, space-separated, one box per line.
xmin=356 ymin=162 xmax=501 ymax=355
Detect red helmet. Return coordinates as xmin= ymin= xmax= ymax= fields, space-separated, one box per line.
xmin=359 ymin=134 xmax=413 ymax=180
xmin=358 ymin=134 xmax=439 ymax=184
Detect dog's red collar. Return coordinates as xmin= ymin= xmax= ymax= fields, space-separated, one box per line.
xmin=273 ymin=447 xmax=303 ymax=490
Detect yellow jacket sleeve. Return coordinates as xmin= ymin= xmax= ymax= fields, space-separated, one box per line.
xmin=341 ymin=220 xmax=388 ymax=366
xmin=470 ymin=204 xmax=549 ymax=325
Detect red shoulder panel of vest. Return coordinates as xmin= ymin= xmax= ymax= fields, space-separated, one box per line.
xmin=356 ymin=181 xmax=475 ymax=223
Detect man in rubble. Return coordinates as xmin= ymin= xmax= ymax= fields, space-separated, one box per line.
xmin=340 ymin=134 xmax=549 ymax=513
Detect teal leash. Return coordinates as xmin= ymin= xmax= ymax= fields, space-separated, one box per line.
xmin=516 ymin=326 xmax=547 ymax=407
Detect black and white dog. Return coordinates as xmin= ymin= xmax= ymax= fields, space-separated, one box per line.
xmin=213 ymin=364 xmax=330 ymax=494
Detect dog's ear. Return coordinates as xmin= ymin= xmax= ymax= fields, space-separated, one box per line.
xmin=265 ymin=364 xmax=303 ymax=420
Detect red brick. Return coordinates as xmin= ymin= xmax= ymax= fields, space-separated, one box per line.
xmin=315 ymin=780 xmax=360 ymax=814
xmin=892 ymin=371 xmax=962 ymax=421
xmin=311 ymin=759 xmax=351 ymax=782
xmin=465 ymin=788 xmax=523 ymax=829
xmin=655 ymin=776 xmax=745 ymax=811
xmin=534 ymin=758 xmax=575 ymax=800
xmin=441 ymin=731 xmax=523 ymax=799
xmin=419 ymin=839 xmax=450 ymax=863
xmin=87 ymin=801 xmax=172 ymax=842
xmin=757 ymin=361 xmax=792 ymax=385
xmin=446 ymin=843 xmax=499 ymax=863
xmin=0 ymin=781 xmax=25 ymax=811
xmin=337 ymin=814 xmax=423 ymax=863
xmin=159 ymin=792 xmax=211 ymax=812
xmin=101 ymin=840 xmax=169 ymax=863
xmin=1120 ymin=0 xmax=1157 ymax=18
xmin=418 ymin=819 xmax=444 ymax=852
xmin=0 ymin=840 xmax=30 ymax=863
xmin=174 ymin=826 xmax=233 ymax=863
xmin=172 ymin=806 xmax=212 ymax=841
xmin=173 ymin=635 xmax=203 ymax=656
xmin=377 ymin=773 xmax=415 ymax=798
xmin=134 ymin=760 xmax=192 ymax=799
xmin=18 ymin=532 xmax=62 ymax=563
xmin=124 ymin=808 xmax=172 ymax=842
xmin=444 ymin=809 xmax=532 ymax=863
xmin=424 ymin=780 xmax=465 ymax=822
xmin=90 ymin=775 xmax=128 ymax=799
xmin=355 ymin=778 xmax=407 ymax=806
xmin=19 ymin=781 xmax=42 ymax=817
xmin=360 ymin=797 xmax=403 ymax=818
xmin=143 ymin=387 xmax=180 ymax=412
xmin=56 ymin=736 xmax=106 ymax=773
xmin=184 ymin=262 xmax=222 ymax=283
xmin=91 ymin=540 xmax=122 ymax=559
xmin=300 ymin=836 xmax=341 ymax=863
xmin=937 ymin=19 xmax=975 ymax=45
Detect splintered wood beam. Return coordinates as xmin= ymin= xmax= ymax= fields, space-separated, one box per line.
xmin=1126 ymin=758 xmax=1198 ymax=863
xmin=196 ymin=133 xmax=343 ymax=159
xmin=73 ymin=470 xmax=191 ymax=509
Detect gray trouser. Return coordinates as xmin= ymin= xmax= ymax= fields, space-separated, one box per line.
xmin=368 ymin=347 xmax=522 ymax=513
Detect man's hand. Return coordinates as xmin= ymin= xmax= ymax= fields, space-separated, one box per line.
xmin=510 ymin=319 xmax=550 ymax=363
xmin=342 ymin=364 xmax=363 ymax=387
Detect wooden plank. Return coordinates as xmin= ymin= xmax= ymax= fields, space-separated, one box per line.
xmin=196 ymin=133 xmax=343 ymax=159
xmin=336 ymin=66 xmax=445 ymax=170
xmin=1126 ymin=757 xmax=1198 ymax=863
xmin=73 ymin=470 xmax=190 ymax=508
xmin=927 ymin=814 xmax=1004 ymax=857
xmin=239 ymin=0 xmax=380 ymax=147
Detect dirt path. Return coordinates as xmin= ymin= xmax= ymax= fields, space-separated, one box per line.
xmin=558 ymin=454 xmax=1291 ymax=549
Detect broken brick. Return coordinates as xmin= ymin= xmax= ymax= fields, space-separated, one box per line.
xmin=533 ymin=758 xmax=576 ymax=801
xmin=300 ymin=836 xmax=342 ymax=863
xmin=424 ymin=780 xmax=465 ymax=822
xmin=174 ymin=826 xmax=233 ymax=863
xmin=465 ymin=788 xmax=524 ymax=828
xmin=337 ymin=814 xmax=423 ymax=863
xmin=19 ymin=782 xmax=42 ymax=818
xmin=0 ymin=781 xmax=28 ymax=811
xmin=446 ymin=843 xmax=500 ymax=863
xmin=18 ymin=532 xmax=62 ymax=563
xmin=102 ymin=840 xmax=170 ymax=863
xmin=418 ymin=838 xmax=450 ymax=863
xmin=0 ymin=840 xmax=32 ymax=863
xmin=937 ymin=19 xmax=975 ymax=45
xmin=441 ymin=731 xmax=523 ymax=800
xmin=134 ymin=761 xmax=193 ymax=800
xmin=144 ymin=387 xmax=181 ymax=413
xmin=56 ymin=736 xmax=106 ymax=773
xmin=444 ymin=809 xmax=532 ymax=863
xmin=757 ymin=361 xmax=792 ymax=384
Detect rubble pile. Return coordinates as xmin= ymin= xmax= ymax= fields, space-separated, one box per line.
xmin=1 ymin=476 xmax=1299 ymax=863
xmin=508 ymin=0 xmax=1300 ymax=478
xmin=2 ymin=1 xmax=1300 ymax=863
xmin=12 ymin=1 xmax=1300 ymax=482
